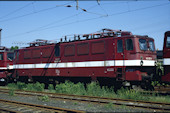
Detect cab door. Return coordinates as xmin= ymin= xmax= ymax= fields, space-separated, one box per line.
xmin=0 ymin=53 xmax=4 ymax=67
xmin=163 ymin=31 xmax=170 ymax=79
xmin=115 ymin=38 xmax=125 ymax=80
xmin=163 ymin=31 xmax=170 ymax=60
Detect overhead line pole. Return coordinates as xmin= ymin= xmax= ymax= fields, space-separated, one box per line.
xmin=0 ymin=28 xmax=2 ymax=46
xmin=76 ymin=0 xmax=78 ymax=10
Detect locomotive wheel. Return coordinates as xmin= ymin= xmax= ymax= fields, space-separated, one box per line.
xmin=132 ymin=85 xmax=143 ymax=91
xmin=113 ymin=81 xmax=122 ymax=92
xmin=141 ymin=81 xmax=154 ymax=91
xmin=0 ymin=79 xmax=8 ymax=86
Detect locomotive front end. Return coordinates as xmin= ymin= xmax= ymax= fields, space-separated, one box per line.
xmin=124 ymin=36 xmax=157 ymax=89
xmin=0 ymin=46 xmax=14 ymax=84
xmin=162 ymin=31 xmax=170 ymax=83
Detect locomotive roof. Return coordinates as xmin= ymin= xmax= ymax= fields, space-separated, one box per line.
xmin=0 ymin=46 xmax=13 ymax=52
xmin=19 ymin=29 xmax=154 ymax=49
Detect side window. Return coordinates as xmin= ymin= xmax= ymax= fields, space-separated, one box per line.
xmin=64 ymin=45 xmax=75 ymax=56
xmin=55 ymin=44 xmax=60 ymax=57
xmin=92 ymin=41 xmax=105 ymax=54
xmin=77 ymin=43 xmax=89 ymax=55
xmin=126 ymin=39 xmax=133 ymax=50
xmin=17 ymin=51 xmax=19 ymax=60
xmin=0 ymin=53 xmax=3 ymax=60
xmin=24 ymin=50 xmax=31 ymax=59
xmin=14 ymin=51 xmax=19 ymax=60
xmin=7 ymin=53 xmax=14 ymax=60
xmin=166 ymin=36 xmax=170 ymax=48
xmin=32 ymin=49 xmax=41 ymax=58
xmin=42 ymin=47 xmax=51 ymax=58
xmin=117 ymin=39 xmax=123 ymax=53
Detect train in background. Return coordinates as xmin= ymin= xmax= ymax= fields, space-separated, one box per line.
xmin=11 ymin=29 xmax=157 ymax=89
xmin=162 ymin=31 xmax=170 ymax=83
xmin=0 ymin=46 xmax=14 ymax=84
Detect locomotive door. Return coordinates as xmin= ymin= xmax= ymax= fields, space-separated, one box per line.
xmin=0 ymin=53 xmax=4 ymax=68
xmin=115 ymin=38 xmax=125 ymax=80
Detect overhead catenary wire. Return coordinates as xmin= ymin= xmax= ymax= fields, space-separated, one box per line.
xmin=3 ymin=2 xmax=170 ymax=39
xmin=109 ymin=2 xmax=170 ymax=16
xmin=0 ymin=1 xmax=36 ymax=19
xmin=4 ymin=3 xmax=104 ymax=34
xmin=0 ymin=2 xmax=121 ymax=31
xmin=0 ymin=1 xmax=75 ymax=23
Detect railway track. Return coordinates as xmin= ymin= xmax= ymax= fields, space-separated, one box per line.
xmin=140 ymin=90 xmax=170 ymax=96
xmin=0 ymin=98 xmax=84 ymax=113
xmin=154 ymin=86 xmax=170 ymax=92
xmin=142 ymin=86 xmax=170 ymax=96
xmin=136 ymin=86 xmax=170 ymax=96
xmin=0 ymin=88 xmax=170 ymax=112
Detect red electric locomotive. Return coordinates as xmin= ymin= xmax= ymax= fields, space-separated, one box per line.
xmin=0 ymin=46 xmax=14 ymax=84
xmin=162 ymin=31 xmax=170 ymax=83
xmin=13 ymin=29 xmax=157 ymax=89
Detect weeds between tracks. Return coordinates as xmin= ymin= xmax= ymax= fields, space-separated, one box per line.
xmin=7 ymin=81 xmax=170 ymax=103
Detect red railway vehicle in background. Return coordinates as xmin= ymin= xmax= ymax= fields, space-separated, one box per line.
xmin=0 ymin=46 xmax=14 ymax=84
xmin=162 ymin=31 xmax=170 ymax=83
xmin=13 ymin=29 xmax=157 ymax=89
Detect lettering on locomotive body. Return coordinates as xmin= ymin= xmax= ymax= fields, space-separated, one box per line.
xmin=54 ymin=58 xmax=61 ymax=63
xmin=146 ymin=57 xmax=152 ymax=60
xmin=107 ymin=68 xmax=114 ymax=72
xmin=55 ymin=69 xmax=60 ymax=75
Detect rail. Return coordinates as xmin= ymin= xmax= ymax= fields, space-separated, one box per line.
xmin=0 ymin=88 xmax=169 ymax=112
xmin=0 ymin=97 xmax=84 ymax=113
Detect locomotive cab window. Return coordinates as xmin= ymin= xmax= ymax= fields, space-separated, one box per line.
xmin=0 ymin=53 xmax=3 ymax=60
xmin=139 ymin=39 xmax=147 ymax=51
xmin=7 ymin=53 xmax=14 ymax=61
xmin=117 ymin=39 xmax=123 ymax=53
xmin=166 ymin=36 xmax=170 ymax=48
xmin=126 ymin=39 xmax=133 ymax=50
xmin=55 ymin=44 xmax=60 ymax=57
xmin=149 ymin=40 xmax=155 ymax=51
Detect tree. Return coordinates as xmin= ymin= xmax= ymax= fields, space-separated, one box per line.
xmin=10 ymin=46 xmax=19 ymax=51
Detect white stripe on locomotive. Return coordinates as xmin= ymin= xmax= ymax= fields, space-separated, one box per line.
xmin=13 ymin=60 xmax=155 ymax=69
xmin=163 ymin=58 xmax=170 ymax=65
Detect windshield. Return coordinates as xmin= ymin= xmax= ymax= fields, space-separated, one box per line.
xmin=166 ymin=36 xmax=170 ymax=48
xmin=7 ymin=53 xmax=14 ymax=60
xmin=139 ymin=39 xmax=148 ymax=51
xmin=149 ymin=40 xmax=155 ymax=51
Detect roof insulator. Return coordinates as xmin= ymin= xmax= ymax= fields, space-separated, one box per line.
xmin=82 ymin=9 xmax=87 ymax=12
xmin=66 ymin=5 xmax=72 ymax=7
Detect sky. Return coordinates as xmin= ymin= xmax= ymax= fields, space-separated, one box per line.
xmin=0 ymin=0 xmax=170 ymax=50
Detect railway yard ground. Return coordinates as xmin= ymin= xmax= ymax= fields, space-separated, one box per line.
xmin=0 ymin=82 xmax=170 ymax=112
xmin=0 ymin=91 xmax=151 ymax=113
xmin=0 ymin=90 xmax=165 ymax=113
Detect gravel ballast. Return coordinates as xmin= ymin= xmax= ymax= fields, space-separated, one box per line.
xmin=0 ymin=92 xmax=154 ymax=112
